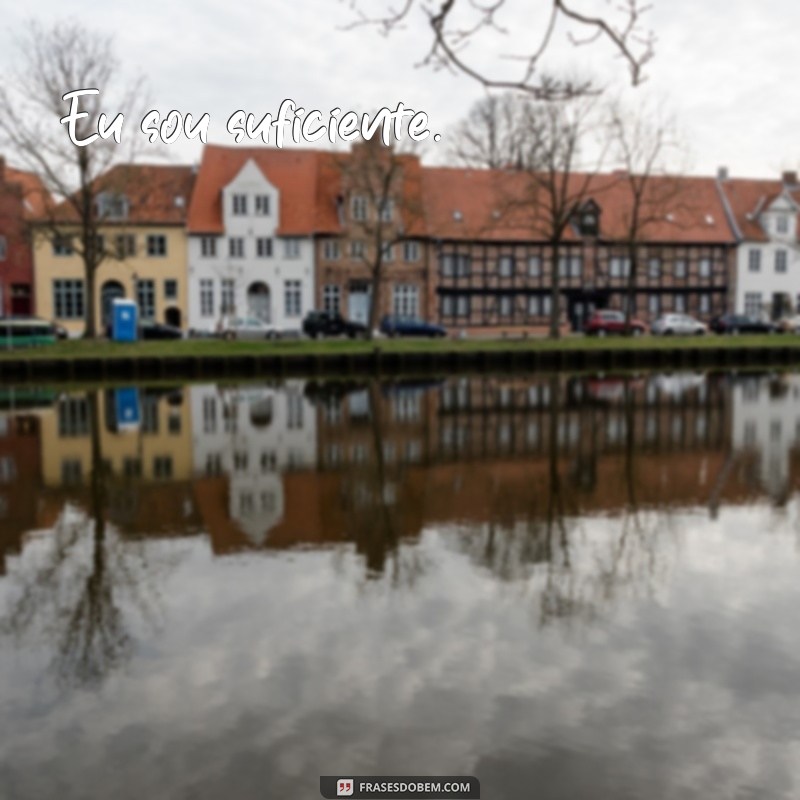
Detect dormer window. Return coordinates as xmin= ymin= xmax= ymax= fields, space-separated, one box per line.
xmin=379 ymin=198 xmax=394 ymax=222
xmin=255 ymin=194 xmax=270 ymax=215
xmin=577 ymin=200 xmax=600 ymax=236
xmin=777 ymin=215 xmax=789 ymax=234
xmin=351 ymin=195 xmax=367 ymax=222
xmin=96 ymin=192 xmax=129 ymax=220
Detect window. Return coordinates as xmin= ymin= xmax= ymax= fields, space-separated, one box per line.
xmin=569 ymin=256 xmax=582 ymax=278
xmin=351 ymin=240 xmax=365 ymax=258
xmin=699 ymin=258 xmax=712 ymax=278
xmin=403 ymin=241 xmax=420 ymax=262
xmin=499 ymin=295 xmax=513 ymax=316
xmin=351 ymin=195 xmax=367 ymax=221
xmin=116 ymin=234 xmax=136 ymax=258
xmin=323 ymin=240 xmax=340 ymax=260
xmin=775 ymin=250 xmax=788 ymax=273
xmin=232 ymin=194 xmax=247 ymax=215
xmin=58 ymin=397 xmax=89 ymax=437
xmin=53 ymin=279 xmax=85 ymax=319
xmin=648 ymin=295 xmax=660 ymax=314
xmin=542 ymin=295 xmax=552 ymax=316
xmin=609 ymin=257 xmax=630 ymax=278
xmin=146 ymin=235 xmax=167 ymax=257
xmin=456 ymin=295 xmax=470 ymax=316
xmin=200 ymin=236 xmax=217 ymax=257
xmin=256 ymin=237 xmax=272 ymax=258
xmin=283 ymin=238 xmax=301 ymax=258
xmin=674 ymin=294 xmax=686 ymax=313
xmin=528 ymin=295 xmax=541 ymax=316
xmin=53 ymin=235 xmax=74 ymax=256
xmin=164 ymin=279 xmax=178 ymax=301
xmin=96 ymin=192 xmax=129 ymax=219
xmin=202 ymin=396 xmax=217 ymax=434
xmin=445 ymin=254 xmax=472 ymax=277
xmin=221 ymin=279 xmax=235 ymax=314
xmin=382 ymin=243 xmax=395 ymax=263
xmin=393 ymin=284 xmax=418 ymax=317
xmin=136 ymin=279 xmax=155 ymax=319
xmin=323 ymin=284 xmax=340 ymax=314
xmin=153 ymin=456 xmax=173 ymax=479
xmin=200 ymin=279 xmax=214 ymax=317
xmin=748 ymin=249 xmax=762 ymax=272
xmin=528 ymin=256 xmax=542 ymax=277
xmin=648 ymin=258 xmax=661 ymax=279
xmin=777 ymin=215 xmax=789 ymax=233
xmin=0 ymin=236 xmax=6 ymax=261
xmin=379 ymin=198 xmax=394 ymax=222
xmin=441 ymin=295 xmax=454 ymax=316
xmin=229 ymin=237 xmax=244 ymax=258
xmin=284 ymin=280 xmax=302 ymax=317
xmin=255 ymin=194 xmax=270 ymax=215
xmin=699 ymin=294 xmax=711 ymax=314
xmin=744 ymin=292 xmax=762 ymax=317
xmin=674 ymin=259 xmax=687 ymax=279
xmin=498 ymin=255 xmax=515 ymax=277
xmin=287 ymin=391 xmax=304 ymax=430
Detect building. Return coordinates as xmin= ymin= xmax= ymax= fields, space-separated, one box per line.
xmin=186 ymin=145 xmax=317 ymax=334
xmin=0 ymin=157 xmax=50 ymax=315
xmin=32 ymin=163 xmax=194 ymax=336
xmin=718 ymin=170 xmax=800 ymax=320
xmin=424 ymin=168 xmax=737 ymax=334
xmin=314 ymin=140 xmax=432 ymax=326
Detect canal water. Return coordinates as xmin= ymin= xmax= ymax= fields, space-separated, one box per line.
xmin=1 ymin=371 xmax=800 ymax=799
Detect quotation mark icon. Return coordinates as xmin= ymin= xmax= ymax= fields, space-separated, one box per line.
xmin=337 ymin=778 xmax=354 ymax=796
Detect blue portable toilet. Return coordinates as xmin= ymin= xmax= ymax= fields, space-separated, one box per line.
xmin=111 ymin=298 xmax=138 ymax=342
xmin=113 ymin=387 xmax=141 ymax=432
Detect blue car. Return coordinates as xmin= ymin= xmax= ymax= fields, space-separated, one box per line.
xmin=380 ymin=315 xmax=447 ymax=338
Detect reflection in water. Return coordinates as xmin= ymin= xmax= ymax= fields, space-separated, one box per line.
xmin=1 ymin=372 xmax=800 ymax=797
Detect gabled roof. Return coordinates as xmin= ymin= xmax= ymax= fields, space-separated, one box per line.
xmin=187 ymin=145 xmax=321 ymax=235
xmin=5 ymin=166 xmax=52 ymax=219
xmin=422 ymin=168 xmax=736 ymax=244
xmin=718 ymin=178 xmax=799 ymax=242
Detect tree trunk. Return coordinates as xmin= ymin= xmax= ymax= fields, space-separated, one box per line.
xmin=549 ymin=241 xmax=561 ymax=340
xmin=84 ymin=261 xmax=98 ymax=339
xmin=367 ymin=260 xmax=383 ymax=340
xmin=624 ymin=243 xmax=637 ymax=334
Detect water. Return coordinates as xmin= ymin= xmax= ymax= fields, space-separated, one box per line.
xmin=1 ymin=371 xmax=800 ymax=799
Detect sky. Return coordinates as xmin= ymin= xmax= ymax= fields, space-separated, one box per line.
xmin=1 ymin=0 xmax=797 ymax=178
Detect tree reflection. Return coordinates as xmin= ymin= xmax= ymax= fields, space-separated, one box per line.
xmin=1 ymin=390 xmax=163 ymax=688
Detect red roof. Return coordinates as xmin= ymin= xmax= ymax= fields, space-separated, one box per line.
xmin=5 ymin=166 xmax=52 ymax=219
xmin=47 ymin=163 xmax=195 ymax=225
xmin=187 ymin=145 xmax=321 ymax=235
xmin=423 ymin=167 xmax=736 ymax=244
xmin=718 ymin=178 xmax=798 ymax=242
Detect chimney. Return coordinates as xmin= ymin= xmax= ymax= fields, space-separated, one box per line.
xmin=717 ymin=166 xmax=729 ymax=182
xmin=782 ymin=170 xmax=798 ymax=186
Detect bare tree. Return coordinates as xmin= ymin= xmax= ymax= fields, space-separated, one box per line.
xmin=605 ymin=100 xmax=684 ymax=332
xmin=447 ymin=93 xmax=533 ymax=169
xmin=493 ymin=96 xmax=606 ymax=338
xmin=0 ymin=20 xmax=146 ymax=337
xmin=344 ymin=0 xmax=655 ymax=99
xmin=331 ymin=136 xmax=426 ymax=336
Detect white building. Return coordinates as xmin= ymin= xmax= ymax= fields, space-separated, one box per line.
xmin=187 ymin=146 xmax=317 ymax=334
xmin=190 ymin=381 xmax=317 ymax=545
xmin=719 ymin=170 xmax=800 ymax=320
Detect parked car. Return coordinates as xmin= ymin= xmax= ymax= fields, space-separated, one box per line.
xmin=139 ymin=319 xmax=183 ymax=340
xmin=708 ymin=314 xmax=775 ymax=334
xmin=651 ymin=313 xmax=707 ymax=336
xmin=217 ymin=316 xmax=279 ymax=340
xmin=380 ymin=315 xmax=447 ymax=338
xmin=777 ymin=314 xmax=800 ymax=333
xmin=302 ymin=310 xmax=367 ymax=339
xmin=584 ymin=310 xmax=647 ymax=337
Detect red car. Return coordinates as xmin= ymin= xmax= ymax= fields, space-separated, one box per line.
xmin=584 ymin=310 xmax=647 ymax=337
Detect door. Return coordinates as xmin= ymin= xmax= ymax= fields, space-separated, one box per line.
xmin=348 ymin=285 xmax=371 ymax=326
xmin=10 ymin=285 xmax=31 ymax=315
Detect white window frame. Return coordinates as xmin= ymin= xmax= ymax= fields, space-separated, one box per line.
xmin=200 ymin=279 xmax=214 ymax=317
xmin=393 ymin=284 xmax=418 ymax=317
xmin=232 ymin=194 xmax=248 ymax=215
xmin=284 ymin=279 xmax=302 ymax=317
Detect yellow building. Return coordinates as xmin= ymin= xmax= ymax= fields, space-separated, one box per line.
xmin=39 ymin=387 xmax=194 ymax=487
xmin=33 ymin=164 xmax=195 ymax=336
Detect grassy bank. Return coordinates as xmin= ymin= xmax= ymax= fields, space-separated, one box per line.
xmin=1 ymin=333 xmax=798 ymax=360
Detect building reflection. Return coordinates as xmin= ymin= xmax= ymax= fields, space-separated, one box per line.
xmin=0 ymin=371 xmax=799 ymax=582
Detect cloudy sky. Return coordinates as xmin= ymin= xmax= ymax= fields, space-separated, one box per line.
xmin=2 ymin=0 xmax=796 ymax=177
